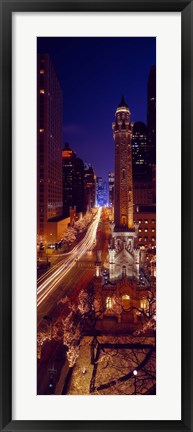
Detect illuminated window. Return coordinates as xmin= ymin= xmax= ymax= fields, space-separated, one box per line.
xmin=140 ymin=300 xmax=147 ymax=310
xmin=39 ymin=129 xmax=44 ymax=133
xmin=144 ymin=228 xmax=148 ymax=232
xmin=138 ymin=220 xmax=142 ymax=224
xmin=152 ymin=228 xmax=155 ymax=233
xmin=106 ymin=297 xmax=112 ymax=309
xmin=145 ymin=220 xmax=148 ymax=224
xmin=152 ymin=219 xmax=155 ymax=224
xmin=40 ymin=69 xmax=44 ymax=74
xmin=138 ymin=228 xmax=142 ymax=232
xmin=40 ymin=89 xmax=45 ymax=94
xmin=122 ymin=295 xmax=130 ymax=300
xmin=152 ymin=237 xmax=155 ymax=242
xmin=139 ymin=237 xmax=142 ymax=242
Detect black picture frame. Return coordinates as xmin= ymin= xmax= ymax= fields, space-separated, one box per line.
xmin=0 ymin=0 xmax=192 ymax=431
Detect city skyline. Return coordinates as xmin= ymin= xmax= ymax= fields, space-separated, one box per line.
xmin=37 ymin=37 xmax=156 ymax=181
xmin=37 ymin=38 xmax=156 ymax=396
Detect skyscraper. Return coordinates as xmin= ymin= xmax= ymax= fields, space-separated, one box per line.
xmin=62 ymin=143 xmax=84 ymax=217
xmin=147 ymin=65 xmax=156 ymax=165
xmin=108 ymin=172 xmax=114 ymax=208
xmin=132 ymin=121 xmax=148 ymax=173
xmin=96 ymin=177 xmax=108 ymax=207
xmin=84 ymin=164 xmax=96 ymax=211
xmin=37 ymin=54 xmax=63 ymax=242
xmin=132 ymin=121 xmax=153 ymax=206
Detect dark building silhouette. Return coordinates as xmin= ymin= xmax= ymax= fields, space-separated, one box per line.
xmin=147 ymin=65 xmax=156 ymax=165
xmin=84 ymin=163 xmax=96 ymax=211
xmin=62 ymin=143 xmax=84 ymax=217
xmin=133 ymin=171 xmax=153 ymax=206
xmin=132 ymin=122 xmax=153 ymax=206
xmin=132 ymin=121 xmax=148 ymax=173
xmin=132 ymin=66 xmax=156 ymax=207
xmin=37 ymin=54 xmax=63 ymax=242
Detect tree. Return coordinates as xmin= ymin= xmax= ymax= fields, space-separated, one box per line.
xmin=37 ymin=282 xmax=156 ymax=394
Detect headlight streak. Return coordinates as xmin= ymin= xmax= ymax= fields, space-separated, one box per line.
xmin=37 ymin=208 xmax=102 ymax=307
xmin=38 ymin=216 xmax=98 ymax=284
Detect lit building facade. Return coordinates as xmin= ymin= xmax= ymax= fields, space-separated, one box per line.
xmin=108 ymin=172 xmax=114 ymax=207
xmin=96 ymin=177 xmax=107 ymax=207
xmin=37 ymin=53 xmax=63 ymax=242
xmin=134 ymin=205 xmax=156 ymax=248
xmin=109 ymin=96 xmax=139 ymax=281
xmin=113 ymin=96 xmax=134 ymax=229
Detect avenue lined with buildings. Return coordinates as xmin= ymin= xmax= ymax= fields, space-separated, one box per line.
xmin=37 ymin=42 xmax=156 ymax=395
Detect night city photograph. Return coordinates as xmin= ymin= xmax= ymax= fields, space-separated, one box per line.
xmin=37 ymin=37 xmax=156 ymax=396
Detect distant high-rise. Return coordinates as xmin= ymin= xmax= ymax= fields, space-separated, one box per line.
xmin=96 ymin=177 xmax=108 ymax=207
xmin=84 ymin=163 xmax=96 ymax=211
xmin=132 ymin=121 xmax=148 ymax=173
xmin=62 ymin=143 xmax=84 ymax=217
xmin=37 ymin=54 xmax=63 ymax=241
xmin=147 ymin=65 xmax=156 ymax=165
xmin=108 ymin=172 xmax=114 ymax=207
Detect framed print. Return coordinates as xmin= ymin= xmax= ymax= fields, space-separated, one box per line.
xmin=0 ymin=0 xmax=192 ymax=431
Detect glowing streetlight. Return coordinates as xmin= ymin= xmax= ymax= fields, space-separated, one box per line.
xmin=133 ymin=369 xmax=138 ymax=395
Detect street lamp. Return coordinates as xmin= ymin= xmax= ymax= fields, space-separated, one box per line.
xmin=133 ymin=369 xmax=138 ymax=395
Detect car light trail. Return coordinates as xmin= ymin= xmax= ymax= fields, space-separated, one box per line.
xmin=37 ymin=208 xmax=101 ymax=307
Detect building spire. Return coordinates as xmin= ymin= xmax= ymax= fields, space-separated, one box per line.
xmin=118 ymin=95 xmax=128 ymax=108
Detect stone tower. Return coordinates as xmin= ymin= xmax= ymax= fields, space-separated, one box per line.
xmin=109 ymin=96 xmax=139 ymax=281
xmin=113 ymin=95 xmax=134 ymax=230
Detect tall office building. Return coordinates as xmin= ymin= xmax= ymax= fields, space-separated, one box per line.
xmin=96 ymin=177 xmax=107 ymax=207
xmin=147 ymin=65 xmax=156 ymax=165
xmin=132 ymin=121 xmax=153 ymax=206
xmin=84 ymin=164 xmax=96 ymax=211
xmin=37 ymin=54 xmax=63 ymax=242
xmin=132 ymin=121 xmax=148 ymax=173
xmin=62 ymin=143 xmax=85 ymax=217
xmin=108 ymin=172 xmax=114 ymax=207
xmin=103 ymin=181 xmax=108 ymax=206
xmin=96 ymin=177 xmax=103 ymax=206
xmin=109 ymin=97 xmax=139 ymax=280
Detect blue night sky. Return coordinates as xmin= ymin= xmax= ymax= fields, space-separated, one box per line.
xmin=37 ymin=37 xmax=156 ymax=182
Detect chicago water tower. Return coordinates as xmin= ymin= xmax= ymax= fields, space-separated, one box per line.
xmin=109 ymin=96 xmax=140 ymax=280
